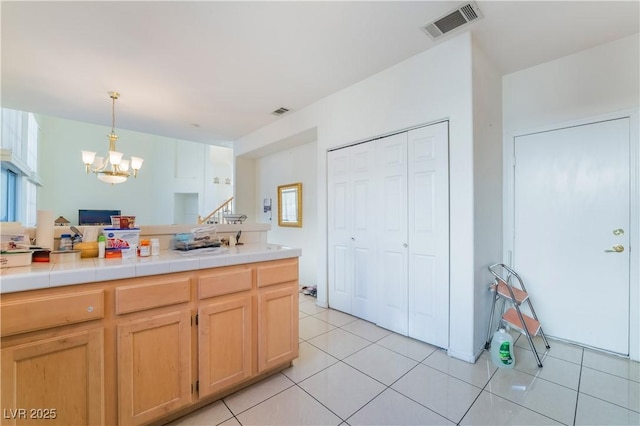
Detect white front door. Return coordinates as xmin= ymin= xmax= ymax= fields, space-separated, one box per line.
xmin=514 ymin=118 xmax=630 ymax=354
xmin=376 ymin=132 xmax=409 ymax=334
xmin=407 ymin=122 xmax=449 ymax=348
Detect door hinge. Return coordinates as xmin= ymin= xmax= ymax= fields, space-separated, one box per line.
xmin=196 ymin=381 xmax=199 ymax=392
xmin=191 ymin=383 xmax=193 ymax=394
xmin=195 ymin=314 xmax=199 ymax=326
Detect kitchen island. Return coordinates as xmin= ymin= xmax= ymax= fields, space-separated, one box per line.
xmin=0 ymin=244 xmax=301 ymax=425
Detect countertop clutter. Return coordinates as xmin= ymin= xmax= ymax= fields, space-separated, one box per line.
xmin=0 ymin=243 xmax=301 ymax=294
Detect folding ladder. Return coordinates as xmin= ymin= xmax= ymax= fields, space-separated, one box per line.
xmin=485 ymin=263 xmax=550 ymax=367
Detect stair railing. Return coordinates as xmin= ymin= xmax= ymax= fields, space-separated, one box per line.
xmin=198 ymin=196 xmax=234 ymax=224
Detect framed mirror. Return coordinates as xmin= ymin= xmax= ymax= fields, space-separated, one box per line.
xmin=277 ymin=182 xmax=302 ymax=227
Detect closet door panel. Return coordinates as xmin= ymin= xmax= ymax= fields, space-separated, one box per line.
xmin=328 ymin=150 xmax=352 ymax=314
xmin=376 ymin=133 xmax=409 ymax=335
xmin=408 ymin=122 xmax=449 ymax=348
xmin=350 ymin=144 xmax=377 ymax=322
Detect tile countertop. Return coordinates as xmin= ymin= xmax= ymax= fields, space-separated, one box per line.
xmin=0 ymin=243 xmax=301 ymax=294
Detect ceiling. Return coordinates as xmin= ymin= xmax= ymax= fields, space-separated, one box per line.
xmin=2 ymin=1 xmax=638 ymax=147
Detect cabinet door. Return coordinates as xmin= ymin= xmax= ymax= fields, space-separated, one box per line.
xmin=257 ymin=284 xmax=298 ymax=372
xmin=117 ymin=310 xmax=191 ymax=425
xmin=198 ymin=292 xmax=252 ymax=399
xmin=1 ymin=328 xmax=105 ymax=426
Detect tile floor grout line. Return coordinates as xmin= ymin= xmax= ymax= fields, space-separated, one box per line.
xmin=456 ymin=355 xmax=502 ymax=425
xmin=580 ymin=363 xmax=640 ymax=383
xmin=222 ymin=372 xmax=297 ymax=419
xmin=219 ymin=399 xmax=241 ymax=426
xmin=481 ymin=367 xmax=574 ymax=426
xmin=376 ymin=356 xmax=468 ymax=424
xmin=577 ymin=391 xmax=640 ymax=415
xmin=304 ymin=334 xmax=376 ymax=362
xmin=293 ymin=381 xmax=348 ymax=425
xmin=572 ymin=347 xmax=585 ymax=426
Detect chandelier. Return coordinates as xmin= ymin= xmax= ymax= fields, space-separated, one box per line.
xmin=81 ymin=91 xmax=143 ymax=184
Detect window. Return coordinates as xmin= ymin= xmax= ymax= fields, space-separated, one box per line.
xmin=1 ymin=168 xmax=17 ymax=222
xmin=1 ymin=109 xmax=40 ymax=225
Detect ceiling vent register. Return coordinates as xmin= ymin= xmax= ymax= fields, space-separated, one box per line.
xmin=272 ymin=107 xmax=290 ymax=116
xmin=421 ymin=2 xmax=482 ymax=40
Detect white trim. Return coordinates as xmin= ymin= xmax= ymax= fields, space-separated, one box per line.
xmin=447 ymin=347 xmax=482 ymax=363
xmin=503 ymin=108 xmax=640 ymax=361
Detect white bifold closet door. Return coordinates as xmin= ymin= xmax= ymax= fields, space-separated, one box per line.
xmin=407 ymin=123 xmax=449 ymax=348
xmin=328 ymin=121 xmax=449 ymax=348
xmin=327 ymin=142 xmax=378 ymax=323
xmin=376 ymin=133 xmax=409 ymax=334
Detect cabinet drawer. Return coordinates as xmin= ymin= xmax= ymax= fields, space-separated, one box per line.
xmin=199 ymin=267 xmax=252 ymax=299
xmin=1 ymin=289 xmax=104 ymax=336
xmin=256 ymin=259 xmax=298 ymax=288
xmin=116 ymin=276 xmax=191 ymax=315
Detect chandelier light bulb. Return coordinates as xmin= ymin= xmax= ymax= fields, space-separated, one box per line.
xmin=109 ymin=150 xmax=123 ymax=166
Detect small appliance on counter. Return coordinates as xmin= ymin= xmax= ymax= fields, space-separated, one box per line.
xmin=171 ymin=225 xmax=221 ymax=251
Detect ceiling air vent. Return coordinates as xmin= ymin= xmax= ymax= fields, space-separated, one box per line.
xmin=421 ymin=2 xmax=482 ymax=40
xmin=271 ymin=107 xmax=290 ymax=116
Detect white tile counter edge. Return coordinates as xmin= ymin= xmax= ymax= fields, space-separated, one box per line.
xmin=0 ymin=244 xmax=301 ymax=294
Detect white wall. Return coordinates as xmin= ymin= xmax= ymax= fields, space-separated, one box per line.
xmin=37 ymin=115 xmax=232 ymax=225
xmin=255 ymin=141 xmax=317 ymax=287
xmin=471 ymin=39 xmax=503 ymax=354
xmin=502 ymin=34 xmax=640 ymax=359
xmin=503 ymin=34 xmax=639 ymax=135
xmin=236 ymin=32 xmax=483 ymax=360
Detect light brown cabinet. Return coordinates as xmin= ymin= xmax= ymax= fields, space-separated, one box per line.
xmin=197 ymin=265 xmax=254 ymax=399
xmin=1 ymin=289 xmax=106 ymax=426
xmin=1 ymin=328 xmax=105 ymax=426
xmin=257 ymin=259 xmax=300 ymax=372
xmin=198 ymin=292 xmax=253 ymax=398
xmin=0 ymin=257 xmax=299 ymax=426
xmin=257 ymin=284 xmax=299 ymax=372
xmin=114 ymin=273 xmax=194 ymax=425
xmin=117 ymin=310 xmax=192 ymax=425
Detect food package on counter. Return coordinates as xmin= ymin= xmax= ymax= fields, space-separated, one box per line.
xmin=102 ymin=228 xmax=140 ymax=250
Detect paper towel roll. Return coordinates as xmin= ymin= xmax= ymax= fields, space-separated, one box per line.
xmin=36 ymin=210 xmax=54 ymax=250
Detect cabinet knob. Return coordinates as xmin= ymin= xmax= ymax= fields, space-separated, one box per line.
xmin=87 ymin=306 xmax=94 ymax=313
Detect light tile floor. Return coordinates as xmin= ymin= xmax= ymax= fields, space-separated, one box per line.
xmin=168 ymin=294 xmax=640 ymax=425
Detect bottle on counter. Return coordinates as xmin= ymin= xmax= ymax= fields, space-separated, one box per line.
xmin=150 ymin=238 xmax=160 ymax=256
xmin=139 ymin=239 xmax=151 ymax=257
xmin=98 ymin=235 xmax=106 ymax=259
xmin=59 ymin=234 xmax=73 ymax=251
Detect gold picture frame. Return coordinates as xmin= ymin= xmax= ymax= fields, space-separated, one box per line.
xmin=277 ymin=182 xmax=302 ymax=227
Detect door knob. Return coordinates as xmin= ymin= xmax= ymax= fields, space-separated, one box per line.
xmin=613 ymin=228 xmax=624 ymax=236
xmin=604 ymin=244 xmax=624 ymax=253
xmin=403 ymin=243 xmax=408 ymax=248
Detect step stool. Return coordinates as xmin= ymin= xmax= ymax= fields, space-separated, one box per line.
xmin=485 ymin=263 xmax=550 ymax=367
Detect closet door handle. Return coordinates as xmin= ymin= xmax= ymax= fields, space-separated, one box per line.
xmin=403 ymin=243 xmax=408 ymax=248
xmin=351 ymin=237 xmax=355 ymax=241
